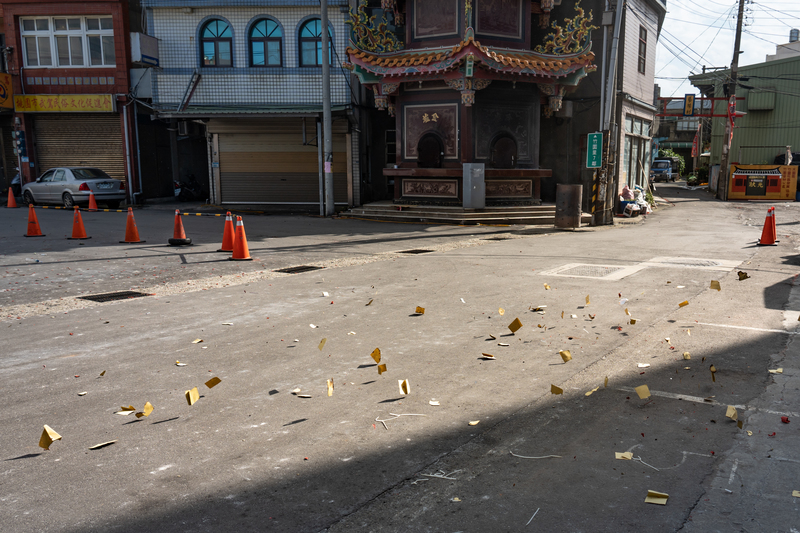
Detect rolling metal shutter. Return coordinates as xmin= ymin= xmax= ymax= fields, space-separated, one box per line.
xmin=33 ymin=114 xmax=125 ymax=180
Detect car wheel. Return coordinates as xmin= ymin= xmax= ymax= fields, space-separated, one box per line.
xmin=106 ymin=200 xmax=120 ymax=209
xmin=23 ymin=190 xmax=35 ymax=206
xmin=62 ymin=192 xmax=75 ymax=208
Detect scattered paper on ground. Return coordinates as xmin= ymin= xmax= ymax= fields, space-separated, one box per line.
xmin=726 ymin=405 xmax=738 ymax=421
xmin=645 ymin=490 xmax=669 ymax=505
xmin=585 ymin=386 xmax=600 ymax=397
xmin=322 ymin=292 xmax=329 ymax=297
xmin=366 ymin=299 xmax=373 ymax=306
xmin=793 ymin=490 xmax=800 ymax=498
xmin=39 ymin=425 xmax=62 ymax=450
xmin=738 ymin=271 xmax=750 ymax=281
xmin=378 ymin=364 xmax=387 ymax=375
xmin=638 ymin=363 xmax=650 ymax=368
xmin=192 ymin=339 xmax=203 ymax=344
xmin=135 ymin=402 xmax=154 ymax=418
xmin=482 ymin=353 xmax=496 ymax=359
xmin=88 ymin=440 xmax=117 ymax=450
xmin=635 ymin=384 xmax=651 ymax=399
xmin=625 ymin=308 xmax=631 ymax=316
xmin=683 ymin=352 xmax=691 ymax=360
xmin=544 ymin=284 xmax=550 ymax=290
xmin=415 ymin=306 xmax=425 ymax=314
xmin=560 ymin=350 xmax=572 ymax=363
xmin=499 ymin=308 xmax=505 ymax=316
xmin=604 ymin=376 xmax=609 ymax=387
xmin=769 ymin=368 xmax=783 ymax=374
xmin=629 ymin=318 xmax=637 ymax=325
xmin=309 ymin=324 xmax=318 ymax=328
xmin=398 ymin=379 xmax=410 ymax=395
xmin=551 ymin=384 xmax=563 ymax=395
xmin=710 ymin=280 xmax=721 ymax=291
xmin=498 ymin=343 xmax=509 ymax=346
xmin=205 ymin=377 xmax=221 ymax=389
xmin=710 ymin=364 xmax=717 ymax=382
xmin=176 ymin=361 xmax=187 ymax=366
xmin=327 ymin=379 xmax=334 ymax=397
xmin=616 ymin=452 xmax=633 ymax=460
xmin=586 ymin=295 xmax=590 ymax=305
xmin=78 ymin=392 xmax=87 ymax=396
xmin=679 ymin=301 xmax=689 ymax=308
xmin=468 ymin=420 xmax=480 ymax=426
xmin=318 ymin=338 xmax=327 ymax=351
xmin=115 ymin=405 xmax=136 ymax=415
xmin=508 ymin=318 xmax=522 ymax=333
xmin=99 ymin=370 xmax=106 ymax=377
xmin=371 ymin=348 xmax=381 ymax=364
xmin=222 ymin=322 xmax=233 ymax=326
xmin=429 ymin=399 xmax=440 ymax=406
xmin=348 ymin=331 xmax=356 ymax=335
xmin=185 ymin=387 xmax=199 ymax=406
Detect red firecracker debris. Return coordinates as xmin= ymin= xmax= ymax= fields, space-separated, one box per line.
xmin=781 ymin=416 xmax=790 ymax=424
xmin=768 ymin=432 xmax=776 ymax=437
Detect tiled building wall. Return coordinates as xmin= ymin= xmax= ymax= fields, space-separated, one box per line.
xmin=149 ymin=7 xmax=351 ymax=107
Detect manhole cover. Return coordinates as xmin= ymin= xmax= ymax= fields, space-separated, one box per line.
xmin=273 ymin=265 xmax=325 ymax=274
xmin=78 ymin=291 xmax=151 ymax=303
xmin=653 ymin=258 xmax=720 ymax=267
xmin=397 ymin=249 xmax=434 ymax=254
xmin=558 ymin=265 xmax=625 ymax=278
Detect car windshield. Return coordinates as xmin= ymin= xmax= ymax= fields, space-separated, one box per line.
xmin=653 ymin=162 xmax=670 ymax=169
xmin=72 ymin=168 xmax=111 ymax=180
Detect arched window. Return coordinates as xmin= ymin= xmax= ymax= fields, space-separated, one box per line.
xmin=299 ymin=18 xmax=333 ymax=67
xmin=201 ymin=19 xmax=232 ymax=67
xmin=250 ymin=18 xmax=282 ymax=67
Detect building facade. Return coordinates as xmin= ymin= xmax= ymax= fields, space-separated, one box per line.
xmin=1 ymin=0 xmax=141 ymax=201
xmin=143 ymin=0 xmax=361 ymax=208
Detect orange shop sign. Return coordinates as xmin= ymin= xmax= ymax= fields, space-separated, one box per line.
xmin=0 ymin=74 xmax=13 ymax=109
xmin=14 ymin=94 xmax=115 ymax=113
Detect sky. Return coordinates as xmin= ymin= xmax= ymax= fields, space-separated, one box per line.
xmin=655 ymin=0 xmax=800 ymax=98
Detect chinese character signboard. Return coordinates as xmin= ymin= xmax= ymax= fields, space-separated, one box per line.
xmin=14 ymin=94 xmax=115 ymax=113
xmin=683 ymin=94 xmax=695 ymax=116
xmin=586 ymin=132 xmax=602 ymax=169
xmin=0 ymin=74 xmax=13 ymax=109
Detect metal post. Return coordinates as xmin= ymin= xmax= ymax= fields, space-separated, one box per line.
xmin=122 ymin=101 xmax=134 ymax=205
xmin=603 ymin=0 xmax=623 ymax=131
xmin=717 ymin=0 xmax=746 ymax=201
xmin=321 ymin=0 xmax=334 ymax=216
xmin=317 ymin=119 xmax=324 ymax=216
xmin=133 ymin=101 xmax=143 ymax=202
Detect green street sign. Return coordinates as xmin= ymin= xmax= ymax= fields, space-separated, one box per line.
xmin=587 ymin=132 xmax=602 ymax=168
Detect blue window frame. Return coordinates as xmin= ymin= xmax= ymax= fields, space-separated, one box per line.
xmin=299 ymin=18 xmax=332 ymax=67
xmin=201 ymin=19 xmax=232 ymax=67
xmin=250 ymin=18 xmax=282 ymax=67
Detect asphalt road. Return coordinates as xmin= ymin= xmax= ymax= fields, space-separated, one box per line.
xmin=2 ymin=185 xmax=800 ymax=532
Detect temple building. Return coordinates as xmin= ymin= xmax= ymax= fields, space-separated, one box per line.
xmin=345 ymin=0 xmax=597 ymax=207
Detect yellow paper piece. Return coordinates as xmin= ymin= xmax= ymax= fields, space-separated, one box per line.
xmin=604 ymin=376 xmax=609 ymax=388
xmin=99 ymin=370 xmax=106 ymax=377
xmin=499 ymin=308 xmax=505 ymax=316
xmin=297 ymin=394 xmax=312 ymax=398
xmin=625 ymin=308 xmax=631 ymax=316
xmin=635 ymin=384 xmax=651 ymax=399
xmin=551 ymin=384 xmax=563 ymax=395
xmin=371 ymin=348 xmax=382 ymax=364
xmin=710 ymin=280 xmax=721 ymax=291
xmin=586 ymin=295 xmax=590 ymax=305
xmin=89 ymin=440 xmax=117 ymax=450
xmin=687 ymin=329 xmax=691 ymax=336
xmin=679 ymin=301 xmax=689 ymax=308
xmin=560 ymin=350 xmax=572 ymax=363
xmin=710 ymin=364 xmax=717 ymax=382
xmin=429 ymin=399 xmax=440 ymax=406
xmin=683 ymin=352 xmax=691 ymax=360
xmin=415 ymin=306 xmax=425 ymax=314
xmin=769 ymin=368 xmax=783 ymax=374
xmin=645 ymin=490 xmax=669 ymax=505
xmin=366 ymin=299 xmax=373 ymax=306
xmin=377 ymin=364 xmax=387 ymax=375
xmin=192 ymin=339 xmax=203 ymax=344
xmin=561 ymin=311 xmax=564 ymax=319
xmin=176 ymin=361 xmax=187 ymax=366
xmin=585 ymin=386 xmax=600 ymax=397
xmin=135 ymin=402 xmax=154 ymax=418
xmin=544 ymin=283 xmax=550 ymax=290
xmin=737 ymin=420 xmax=743 ymax=429
xmin=318 ymin=338 xmax=327 ymax=351
xmin=738 ymin=271 xmax=749 ymax=281
xmin=792 ymin=490 xmax=800 ymax=498
xmin=482 ymin=353 xmax=496 ymax=359
xmin=39 ymin=425 xmax=62 ymax=450
xmin=726 ymin=405 xmax=738 ymax=421
xmin=205 ymin=377 xmax=221 ymax=389
xmin=452 ymin=497 xmax=461 ymax=502
xmin=747 ymin=430 xmax=753 ymax=436
xmin=615 ymin=452 xmax=633 ymax=460
xmin=78 ymin=391 xmax=87 ymax=396
xmin=115 ymin=405 xmax=136 ymax=415
xmin=508 ymin=318 xmax=523 ymax=333
xmin=629 ymin=318 xmax=637 ymax=325
xmin=398 ymin=379 xmax=410 ymax=395
xmin=185 ymin=387 xmax=199 ymax=406
xmin=327 ymin=378 xmax=334 ymax=397
xmin=468 ymin=420 xmax=480 ymax=426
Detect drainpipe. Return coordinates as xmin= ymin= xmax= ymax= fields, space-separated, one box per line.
xmin=121 ymin=98 xmax=134 ymax=205
xmin=133 ymin=101 xmax=143 ymax=203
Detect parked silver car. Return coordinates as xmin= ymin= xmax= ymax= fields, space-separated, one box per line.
xmin=21 ymin=167 xmax=126 ymax=209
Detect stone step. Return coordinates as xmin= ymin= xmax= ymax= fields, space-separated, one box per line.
xmin=338 ymin=211 xmax=592 ymax=226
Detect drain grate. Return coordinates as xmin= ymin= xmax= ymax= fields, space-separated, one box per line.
xmin=652 ymin=258 xmax=720 ymax=267
xmin=78 ymin=291 xmax=151 ymax=303
xmin=397 ymin=249 xmax=434 ymax=254
xmin=558 ymin=265 xmax=625 ymax=278
xmin=273 ymin=265 xmax=325 ymax=274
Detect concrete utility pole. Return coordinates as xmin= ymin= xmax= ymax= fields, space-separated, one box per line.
xmin=717 ymin=0 xmax=747 ymax=201
xmin=321 ymin=0 xmax=334 ymax=216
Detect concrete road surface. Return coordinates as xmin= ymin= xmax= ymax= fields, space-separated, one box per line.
xmin=2 ymin=184 xmax=800 ymax=532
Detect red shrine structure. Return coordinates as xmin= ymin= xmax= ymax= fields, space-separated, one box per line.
xmin=346 ymin=0 xmax=597 ymax=206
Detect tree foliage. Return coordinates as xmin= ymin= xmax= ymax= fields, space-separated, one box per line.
xmin=658 ymin=148 xmax=685 ymax=176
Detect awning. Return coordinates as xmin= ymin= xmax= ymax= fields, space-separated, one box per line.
xmin=659 ymin=142 xmax=693 ymax=149
xmin=156 ymin=105 xmax=350 ymax=119
xmin=732 ymin=169 xmax=782 ymax=176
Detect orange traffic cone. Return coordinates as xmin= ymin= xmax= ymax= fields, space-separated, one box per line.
xmin=120 ymin=207 xmax=146 ymax=243
xmin=24 ymin=204 xmax=45 ymax=237
xmin=6 ymin=188 xmax=18 ymax=208
xmin=217 ymin=211 xmax=235 ymax=252
xmin=88 ymin=193 xmax=98 ymax=211
xmin=229 ymin=216 xmax=252 ymax=261
xmin=771 ymin=206 xmax=779 ymax=243
xmin=757 ymin=207 xmax=777 ymax=246
xmin=67 ymin=207 xmax=91 ymax=240
xmin=168 ymin=209 xmax=192 ymax=246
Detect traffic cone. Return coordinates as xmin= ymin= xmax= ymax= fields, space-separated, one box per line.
xmin=217 ymin=211 xmax=235 ymax=252
xmin=229 ymin=216 xmax=252 ymax=261
xmin=771 ymin=206 xmax=779 ymax=243
xmin=6 ymin=188 xmax=18 ymax=208
xmin=168 ymin=209 xmax=192 ymax=246
xmin=67 ymin=207 xmax=90 ymax=240
xmin=757 ymin=207 xmax=777 ymax=246
xmin=88 ymin=193 xmax=98 ymax=211
xmin=120 ymin=207 xmax=146 ymax=243
xmin=24 ymin=204 xmax=45 ymax=237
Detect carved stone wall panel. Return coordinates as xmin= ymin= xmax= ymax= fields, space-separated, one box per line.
xmin=486 ymin=179 xmax=533 ymax=197
xmin=474 ymin=101 xmax=535 ymax=161
xmin=402 ymin=179 xmax=459 ymax=197
xmin=403 ymin=103 xmax=459 ymax=160
xmin=476 ymin=0 xmax=524 ymax=39
xmin=413 ymin=0 xmax=459 ymax=39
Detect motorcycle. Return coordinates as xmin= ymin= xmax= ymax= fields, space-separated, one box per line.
xmin=177 ymin=174 xmax=205 ymax=202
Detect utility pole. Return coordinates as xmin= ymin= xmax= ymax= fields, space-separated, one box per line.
xmin=717 ymin=0 xmax=746 ymax=201
xmin=321 ymin=0 xmax=334 ymax=216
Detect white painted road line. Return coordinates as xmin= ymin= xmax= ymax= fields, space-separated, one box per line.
xmin=694 ymin=322 xmax=800 ymax=335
